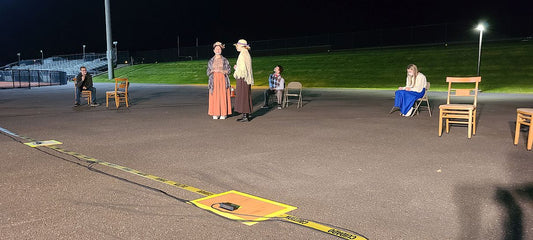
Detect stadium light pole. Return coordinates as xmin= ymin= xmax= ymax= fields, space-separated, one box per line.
xmin=104 ymin=0 xmax=114 ymax=79
xmin=17 ymin=53 xmax=21 ymax=65
xmin=83 ymin=44 xmax=86 ymax=61
xmin=40 ymin=50 xmax=43 ymax=64
xmin=475 ymin=24 xmax=485 ymax=76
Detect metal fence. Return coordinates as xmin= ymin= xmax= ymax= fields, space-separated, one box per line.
xmin=130 ymin=21 xmax=532 ymax=64
xmin=0 ymin=70 xmax=67 ymax=89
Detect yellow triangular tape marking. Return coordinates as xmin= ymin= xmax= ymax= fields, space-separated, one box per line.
xmin=191 ymin=190 xmax=297 ymax=226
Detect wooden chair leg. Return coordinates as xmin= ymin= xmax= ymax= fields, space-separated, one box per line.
xmin=514 ymin=114 xmax=521 ymax=146
xmin=446 ymin=118 xmax=450 ymax=133
xmin=473 ymin=109 xmax=477 ymax=135
xmin=87 ymin=92 xmax=91 ymax=105
xmin=527 ymin=122 xmax=533 ymax=151
xmin=438 ymin=110 xmax=443 ymax=136
xmin=467 ymin=111 xmax=473 ymax=139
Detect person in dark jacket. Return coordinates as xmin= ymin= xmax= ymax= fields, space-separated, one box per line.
xmin=74 ymin=66 xmax=99 ymax=107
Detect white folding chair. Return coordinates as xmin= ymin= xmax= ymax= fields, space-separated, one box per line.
xmin=283 ymin=82 xmax=302 ymax=108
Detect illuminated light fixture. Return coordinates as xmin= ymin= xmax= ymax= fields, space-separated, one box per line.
xmin=475 ymin=23 xmax=486 ymax=76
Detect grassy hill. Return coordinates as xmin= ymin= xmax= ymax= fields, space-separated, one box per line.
xmin=95 ymin=40 xmax=533 ymax=93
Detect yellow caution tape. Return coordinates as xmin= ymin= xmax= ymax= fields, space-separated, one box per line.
xmin=0 ymin=126 xmax=368 ymax=240
xmin=281 ymin=214 xmax=368 ymax=240
xmin=47 ymin=145 xmax=216 ymax=196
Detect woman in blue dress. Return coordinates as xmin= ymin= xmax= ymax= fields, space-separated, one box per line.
xmin=389 ymin=64 xmax=427 ymax=117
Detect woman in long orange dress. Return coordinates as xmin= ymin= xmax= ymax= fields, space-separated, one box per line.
xmin=207 ymin=42 xmax=232 ymax=119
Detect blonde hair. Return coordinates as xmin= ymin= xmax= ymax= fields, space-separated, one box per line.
xmin=406 ymin=64 xmax=419 ymax=84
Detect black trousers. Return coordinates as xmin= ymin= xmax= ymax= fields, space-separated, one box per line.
xmin=263 ymin=89 xmax=276 ymax=106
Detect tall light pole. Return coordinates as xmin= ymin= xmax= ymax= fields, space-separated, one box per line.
xmin=83 ymin=44 xmax=86 ymax=61
xmin=40 ymin=50 xmax=44 ymax=64
xmin=17 ymin=53 xmax=21 ymax=65
xmin=475 ymin=24 xmax=485 ymax=76
xmin=113 ymin=41 xmax=118 ymax=63
xmin=104 ymin=0 xmax=114 ymax=79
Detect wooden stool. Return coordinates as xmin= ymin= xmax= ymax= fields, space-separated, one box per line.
xmin=81 ymin=90 xmax=92 ymax=105
xmin=514 ymin=108 xmax=533 ymax=150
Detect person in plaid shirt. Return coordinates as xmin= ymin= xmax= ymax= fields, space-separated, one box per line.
xmin=261 ymin=65 xmax=285 ymax=109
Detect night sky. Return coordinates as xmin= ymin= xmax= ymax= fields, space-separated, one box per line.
xmin=1 ymin=0 xmax=532 ymax=66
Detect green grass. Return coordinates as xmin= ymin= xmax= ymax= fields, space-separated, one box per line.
xmin=94 ymin=40 xmax=533 ymax=93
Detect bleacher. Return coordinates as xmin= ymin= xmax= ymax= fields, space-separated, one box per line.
xmin=10 ymin=54 xmax=109 ymax=79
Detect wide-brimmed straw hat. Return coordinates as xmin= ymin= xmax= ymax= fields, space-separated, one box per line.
xmin=233 ymin=39 xmax=250 ymax=49
xmin=212 ymin=41 xmax=225 ymax=49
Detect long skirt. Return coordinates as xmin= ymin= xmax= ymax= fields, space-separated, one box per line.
xmin=208 ymin=72 xmax=232 ymax=116
xmin=394 ymin=89 xmax=425 ymax=115
xmin=234 ymin=78 xmax=252 ymax=114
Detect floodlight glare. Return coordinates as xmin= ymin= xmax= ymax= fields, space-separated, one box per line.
xmin=475 ymin=23 xmax=486 ymax=76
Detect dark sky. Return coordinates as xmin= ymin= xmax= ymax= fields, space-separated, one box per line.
xmin=1 ymin=0 xmax=532 ymax=66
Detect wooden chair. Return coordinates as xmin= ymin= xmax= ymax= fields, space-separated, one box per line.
xmin=438 ymin=77 xmax=481 ymax=139
xmin=413 ymin=82 xmax=431 ymax=117
xmin=81 ymin=90 xmax=92 ymax=105
xmin=514 ymin=108 xmax=533 ymax=150
xmin=73 ymin=77 xmax=92 ymax=105
xmin=283 ymin=82 xmax=302 ymax=108
xmin=106 ymin=78 xmax=129 ymax=108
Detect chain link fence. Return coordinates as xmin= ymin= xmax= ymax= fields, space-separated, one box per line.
xmin=129 ymin=21 xmax=532 ymax=64
xmin=0 ymin=70 xmax=67 ymax=89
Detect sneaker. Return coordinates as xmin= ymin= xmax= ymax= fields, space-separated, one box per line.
xmin=220 ymin=116 xmax=226 ymax=119
xmin=90 ymin=103 xmax=100 ymax=107
xmin=74 ymin=103 xmax=80 ymax=107
xmin=277 ymin=105 xmax=282 ymax=109
xmin=213 ymin=116 xmax=219 ymax=119
xmin=261 ymin=105 xmax=269 ymax=109
xmin=404 ymin=107 xmax=414 ymax=117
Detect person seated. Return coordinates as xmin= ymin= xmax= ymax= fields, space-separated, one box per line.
xmin=74 ymin=66 xmax=99 ymax=107
xmin=389 ymin=64 xmax=426 ymax=116
xmin=261 ymin=65 xmax=285 ymax=109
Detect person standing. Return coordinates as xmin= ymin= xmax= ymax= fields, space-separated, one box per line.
xmin=261 ymin=65 xmax=285 ymax=109
xmin=389 ymin=64 xmax=427 ymax=116
xmin=233 ymin=39 xmax=254 ymax=122
xmin=74 ymin=66 xmax=99 ymax=107
xmin=207 ymin=42 xmax=232 ymax=119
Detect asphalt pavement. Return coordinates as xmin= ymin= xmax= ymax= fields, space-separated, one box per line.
xmin=1 ymin=83 xmax=531 ymax=240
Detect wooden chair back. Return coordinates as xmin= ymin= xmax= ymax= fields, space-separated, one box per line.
xmin=115 ymin=78 xmax=129 ymax=93
xmin=106 ymin=78 xmax=129 ymax=108
xmin=445 ymin=77 xmax=481 ymax=106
